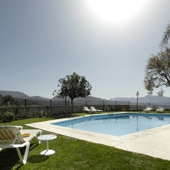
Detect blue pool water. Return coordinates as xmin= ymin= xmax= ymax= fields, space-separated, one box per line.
xmin=52 ymin=113 xmax=170 ymax=136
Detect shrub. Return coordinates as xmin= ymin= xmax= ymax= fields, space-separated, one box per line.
xmin=2 ymin=112 xmax=15 ymax=122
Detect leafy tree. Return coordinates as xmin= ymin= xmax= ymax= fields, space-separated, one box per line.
xmin=3 ymin=95 xmax=14 ymax=105
xmin=144 ymin=47 xmax=170 ymax=95
xmin=161 ymin=23 xmax=170 ymax=47
xmin=53 ymin=72 xmax=92 ymax=113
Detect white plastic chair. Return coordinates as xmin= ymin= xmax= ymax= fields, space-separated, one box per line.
xmin=82 ymin=106 xmax=91 ymax=113
xmin=0 ymin=126 xmax=42 ymax=164
xmin=156 ymin=107 xmax=165 ymax=113
xmin=90 ymin=106 xmax=103 ymax=112
xmin=143 ymin=107 xmax=153 ymax=112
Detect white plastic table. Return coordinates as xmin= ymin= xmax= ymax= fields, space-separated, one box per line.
xmin=38 ymin=134 xmax=57 ymax=156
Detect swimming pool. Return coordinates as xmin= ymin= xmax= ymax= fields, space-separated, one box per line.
xmin=52 ymin=113 xmax=170 ymax=136
xmin=27 ymin=112 xmax=170 ymax=160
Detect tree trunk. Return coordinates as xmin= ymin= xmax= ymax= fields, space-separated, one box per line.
xmin=71 ymin=99 xmax=74 ymax=113
xmin=65 ymin=97 xmax=66 ymax=106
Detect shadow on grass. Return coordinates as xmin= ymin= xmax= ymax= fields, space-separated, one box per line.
xmin=28 ymin=155 xmax=49 ymax=163
xmin=0 ymin=143 xmax=44 ymax=169
xmin=29 ymin=142 xmax=39 ymax=151
xmin=0 ymin=148 xmax=49 ymax=169
xmin=0 ymin=148 xmax=21 ymax=169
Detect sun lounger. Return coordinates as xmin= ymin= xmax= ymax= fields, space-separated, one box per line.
xmin=82 ymin=106 xmax=91 ymax=113
xmin=143 ymin=107 xmax=152 ymax=112
xmin=90 ymin=106 xmax=103 ymax=113
xmin=0 ymin=126 xmax=42 ymax=164
xmin=156 ymin=107 xmax=165 ymax=113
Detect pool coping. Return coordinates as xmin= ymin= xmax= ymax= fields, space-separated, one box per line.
xmin=26 ymin=112 xmax=170 ymax=161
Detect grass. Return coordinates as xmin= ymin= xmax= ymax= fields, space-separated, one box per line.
xmin=1 ymin=114 xmax=170 ymax=170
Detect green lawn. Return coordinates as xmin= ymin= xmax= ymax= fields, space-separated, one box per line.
xmin=1 ymin=115 xmax=170 ymax=170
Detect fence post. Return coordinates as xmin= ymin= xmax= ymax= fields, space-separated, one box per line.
xmin=0 ymin=95 xmax=2 ymax=105
xmin=65 ymin=97 xmax=66 ymax=106
xmin=50 ymin=100 xmax=52 ymax=114
xmin=103 ymin=101 xmax=105 ymax=111
xmin=129 ymin=101 xmax=130 ymax=111
xmin=115 ymin=101 xmax=117 ymax=111
xmin=24 ymin=99 xmax=27 ymax=107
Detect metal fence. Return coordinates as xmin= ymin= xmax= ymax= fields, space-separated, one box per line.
xmin=10 ymin=98 xmax=131 ymax=107
xmin=0 ymin=97 xmax=169 ymax=111
xmin=130 ymin=103 xmax=170 ymax=110
xmin=0 ymin=98 xmax=166 ymax=110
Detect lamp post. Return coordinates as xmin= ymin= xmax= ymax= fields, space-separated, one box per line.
xmin=136 ymin=91 xmax=139 ymax=111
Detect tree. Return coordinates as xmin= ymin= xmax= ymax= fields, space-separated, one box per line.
xmin=160 ymin=23 xmax=170 ymax=47
xmin=53 ymin=72 xmax=92 ymax=113
xmin=3 ymin=95 xmax=14 ymax=105
xmin=144 ymin=47 xmax=170 ymax=95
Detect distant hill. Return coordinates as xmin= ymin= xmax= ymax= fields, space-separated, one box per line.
xmin=0 ymin=90 xmax=50 ymax=100
xmin=0 ymin=90 xmax=30 ymax=99
xmin=1 ymin=90 xmax=170 ymax=105
xmin=30 ymin=96 xmax=50 ymax=100
xmin=109 ymin=95 xmax=170 ymax=104
xmin=52 ymin=95 xmax=111 ymax=105
xmin=0 ymin=90 xmax=108 ymax=103
xmin=52 ymin=95 xmax=107 ymax=101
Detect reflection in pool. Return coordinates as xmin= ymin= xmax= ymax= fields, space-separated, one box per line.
xmin=52 ymin=113 xmax=170 ymax=136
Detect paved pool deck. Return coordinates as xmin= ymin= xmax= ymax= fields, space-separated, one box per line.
xmin=26 ymin=113 xmax=170 ymax=161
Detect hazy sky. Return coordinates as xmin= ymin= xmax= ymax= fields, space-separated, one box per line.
xmin=1 ymin=0 xmax=170 ymax=99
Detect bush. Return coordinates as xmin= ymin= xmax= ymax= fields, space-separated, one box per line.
xmin=2 ymin=112 xmax=15 ymax=122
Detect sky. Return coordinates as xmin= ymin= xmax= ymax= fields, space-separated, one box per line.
xmin=1 ymin=0 xmax=170 ymax=100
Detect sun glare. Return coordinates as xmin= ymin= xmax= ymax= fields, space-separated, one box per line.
xmin=87 ymin=0 xmax=147 ymax=23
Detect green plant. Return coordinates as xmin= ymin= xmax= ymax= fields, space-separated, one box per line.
xmin=2 ymin=111 xmax=15 ymax=122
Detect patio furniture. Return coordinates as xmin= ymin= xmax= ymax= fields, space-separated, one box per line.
xmin=90 ymin=106 xmax=103 ymax=112
xmin=143 ymin=107 xmax=153 ymax=112
xmin=82 ymin=106 xmax=91 ymax=113
xmin=38 ymin=134 xmax=57 ymax=156
xmin=0 ymin=126 xmax=42 ymax=164
xmin=104 ymin=106 xmax=111 ymax=112
xmin=156 ymin=107 xmax=165 ymax=113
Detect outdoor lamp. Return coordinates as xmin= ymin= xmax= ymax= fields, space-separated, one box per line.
xmin=136 ymin=91 xmax=139 ymax=111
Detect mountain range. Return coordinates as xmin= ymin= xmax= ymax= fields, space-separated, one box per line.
xmin=110 ymin=95 xmax=170 ymax=104
xmin=0 ymin=90 xmax=170 ymax=104
xmin=0 ymin=90 xmax=49 ymax=100
xmin=0 ymin=90 xmax=107 ymax=101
